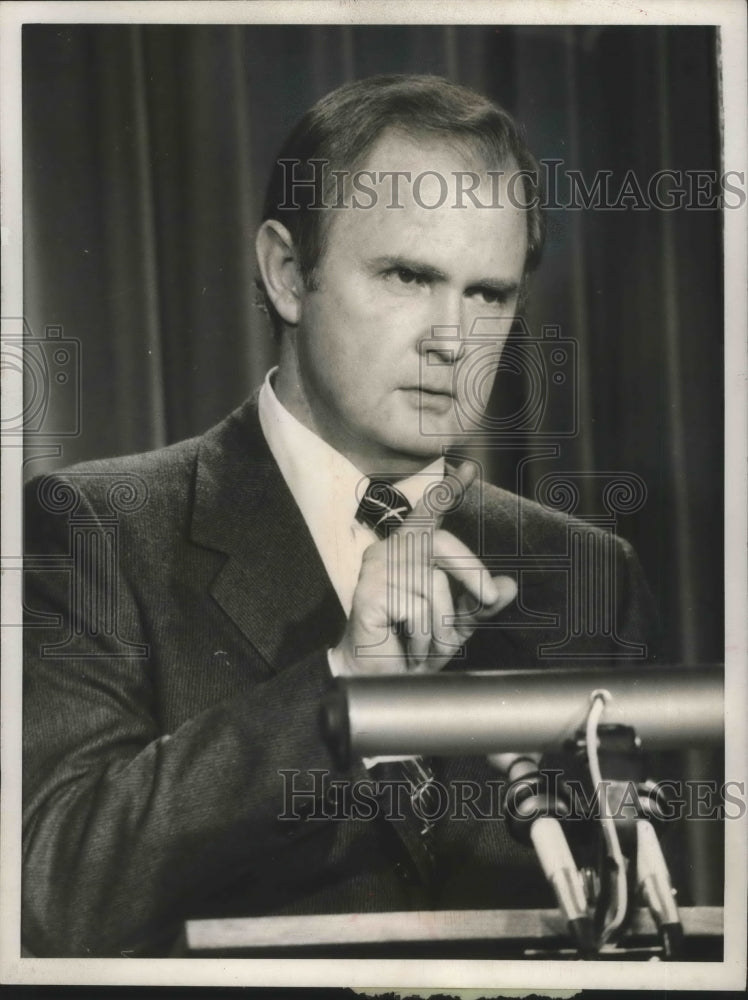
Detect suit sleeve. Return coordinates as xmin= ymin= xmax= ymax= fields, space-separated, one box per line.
xmin=614 ymin=535 xmax=662 ymax=663
xmin=22 ymin=475 xmax=354 ymax=957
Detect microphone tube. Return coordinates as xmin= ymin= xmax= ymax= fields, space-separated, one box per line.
xmin=321 ymin=666 xmax=723 ymax=766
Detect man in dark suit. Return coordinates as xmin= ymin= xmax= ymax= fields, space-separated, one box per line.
xmin=23 ymin=75 xmax=657 ymax=957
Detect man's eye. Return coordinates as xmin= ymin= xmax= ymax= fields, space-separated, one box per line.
xmin=386 ymin=267 xmax=427 ymax=287
xmin=469 ymin=287 xmax=506 ymax=306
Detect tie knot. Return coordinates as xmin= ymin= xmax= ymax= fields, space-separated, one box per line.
xmin=356 ymin=480 xmax=412 ymax=539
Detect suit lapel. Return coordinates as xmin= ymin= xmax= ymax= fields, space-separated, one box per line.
xmin=190 ymin=398 xmax=345 ymax=670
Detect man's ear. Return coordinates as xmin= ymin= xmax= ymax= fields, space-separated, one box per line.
xmin=255 ymin=220 xmax=303 ymax=326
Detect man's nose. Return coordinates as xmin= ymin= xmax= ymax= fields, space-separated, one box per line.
xmin=418 ymin=295 xmax=467 ymax=363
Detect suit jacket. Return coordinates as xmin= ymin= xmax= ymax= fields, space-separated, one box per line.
xmin=22 ymin=397 xmax=658 ymax=956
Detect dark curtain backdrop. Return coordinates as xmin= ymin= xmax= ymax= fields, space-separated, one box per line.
xmin=23 ymin=25 xmax=724 ymax=902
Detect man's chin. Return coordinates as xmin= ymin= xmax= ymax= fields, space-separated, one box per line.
xmin=359 ymin=410 xmax=464 ymax=470
xmin=407 ymin=417 xmax=462 ymax=450
xmin=380 ymin=426 xmax=459 ymax=463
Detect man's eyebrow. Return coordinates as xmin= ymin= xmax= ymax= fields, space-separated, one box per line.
xmin=467 ymin=277 xmax=522 ymax=296
xmin=369 ymin=255 xmax=520 ymax=295
xmin=369 ymin=255 xmax=448 ymax=281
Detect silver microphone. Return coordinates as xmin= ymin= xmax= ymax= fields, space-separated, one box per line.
xmin=490 ymin=753 xmax=596 ymax=957
xmin=636 ymin=818 xmax=683 ymax=959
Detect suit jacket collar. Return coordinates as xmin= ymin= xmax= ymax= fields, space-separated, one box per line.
xmin=190 ymin=395 xmax=345 ymax=670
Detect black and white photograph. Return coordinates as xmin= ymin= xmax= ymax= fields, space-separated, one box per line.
xmin=1 ymin=0 xmax=745 ymax=990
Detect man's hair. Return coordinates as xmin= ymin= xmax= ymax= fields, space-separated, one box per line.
xmin=257 ymin=74 xmax=545 ymax=334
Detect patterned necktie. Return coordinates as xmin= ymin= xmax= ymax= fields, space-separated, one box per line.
xmin=355 ymin=478 xmax=440 ymax=884
xmin=355 ymin=479 xmax=412 ymax=538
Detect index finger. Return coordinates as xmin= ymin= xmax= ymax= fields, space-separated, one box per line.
xmin=408 ymin=459 xmax=477 ymax=527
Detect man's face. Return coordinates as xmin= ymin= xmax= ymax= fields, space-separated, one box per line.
xmin=278 ymin=130 xmax=529 ymax=475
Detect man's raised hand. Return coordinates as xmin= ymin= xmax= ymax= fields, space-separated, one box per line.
xmin=332 ymin=462 xmax=517 ymax=676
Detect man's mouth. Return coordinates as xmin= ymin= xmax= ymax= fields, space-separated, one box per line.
xmin=405 ymin=385 xmax=454 ymax=398
xmin=400 ymin=386 xmax=456 ymax=416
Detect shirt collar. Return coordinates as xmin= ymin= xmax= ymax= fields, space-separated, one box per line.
xmin=258 ymin=367 xmax=445 ymax=526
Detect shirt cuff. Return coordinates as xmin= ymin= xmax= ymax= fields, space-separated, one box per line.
xmin=327 ymin=645 xmax=349 ymax=678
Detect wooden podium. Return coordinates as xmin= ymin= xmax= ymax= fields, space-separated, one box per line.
xmin=183 ymin=906 xmax=723 ymax=960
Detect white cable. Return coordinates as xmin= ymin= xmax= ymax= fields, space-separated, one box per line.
xmin=585 ymin=689 xmax=628 ymax=942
